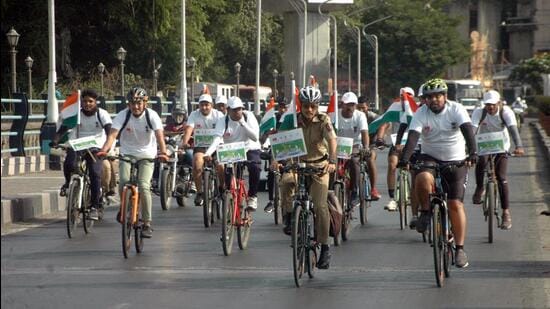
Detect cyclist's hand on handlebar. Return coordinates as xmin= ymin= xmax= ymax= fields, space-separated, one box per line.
xmin=375 ymin=138 xmax=386 ymax=148
xmin=270 ymin=161 xmax=281 ymax=171
xmin=204 ymin=155 xmax=213 ymax=163
xmin=465 ymin=153 xmax=478 ymax=167
xmin=49 ymin=141 xmax=59 ymax=148
xmin=397 ymin=159 xmax=409 ymax=170
xmin=157 ymin=154 xmax=170 ymax=163
xmin=513 ymin=147 xmax=525 ymax=156
xmin=326 ymin=163 xmax=336 ymax=174
xmin=96 ymin=151 xmax=108 ymax=158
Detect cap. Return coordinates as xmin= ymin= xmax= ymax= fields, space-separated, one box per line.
xmin=198 ymin=94 xmax=213 ymax=104
xmin=215 ymin=95 xmax=227 ymax=105
xmin=341 ymin=92 xmax=358 ymax=104
xmin=400 ymin=87 xmax=415 ymax=97
xmin=227 ymin=96 xmax=245 ymax=109
xmin=483 ymin=90 xmax=500 ymax=105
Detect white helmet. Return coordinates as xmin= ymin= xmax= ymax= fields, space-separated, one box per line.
xmin=215 ymin=95 xmax=228 ymax=105
xmin=299 ymin=86 xmax=322 ymax=104
xmin=227 ymin=96 xmax=245 ymax=109
xmin=341 ymin=92 xmax=358 ymax=104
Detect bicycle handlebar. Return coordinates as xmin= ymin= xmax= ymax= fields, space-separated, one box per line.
xmin=280 ymin=162 xmax=325 ymax=175
xmin=411 ymin=160 xmax=465 ymax=171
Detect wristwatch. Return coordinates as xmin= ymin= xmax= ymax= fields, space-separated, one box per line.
xmin=328 ymin=158 xmax=337 ymax=164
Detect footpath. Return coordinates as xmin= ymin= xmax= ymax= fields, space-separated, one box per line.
xmin=2 ymin=119 xmax=549 ymax=235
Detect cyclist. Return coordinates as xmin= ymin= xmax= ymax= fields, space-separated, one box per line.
xmin=274 ymin=86 xmax=337 ymax=269
xmin=260 ymin=97 xmax=288 ymax=213
xmin=52 ymin=88 xmax=112 ymax=221
xmin=511 ymin=96 xmax=528 ymax=125
xmin=99 ymin=87 xmax=167 ymax=238
xmin=180 ymin=94 xmax=225 ymax=206
xmin=337 ymin=92 xmax=369 ymax=206
xmin=471 ymin=90 xmax=524 ymax=229
xmin=398 ymin=78 xmax=477 ymax=268
xmin=215 ymin=95 xmax=228 ymax=115
xmin=203 ymin=96 xmax=262 ymax=211
xmin=356 ymin=96 xmax=381 ymax=200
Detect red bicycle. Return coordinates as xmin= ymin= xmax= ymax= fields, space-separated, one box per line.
xmin=221 ymin=161 xmax=253 ymax=256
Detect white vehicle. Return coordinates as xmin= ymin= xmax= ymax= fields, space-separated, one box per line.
xmin=444 ymin=79 xmax=484 ymax=114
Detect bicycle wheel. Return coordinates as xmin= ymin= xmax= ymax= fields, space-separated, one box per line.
xmin=121 ymin=188 xmax=133 ymax=259
xmin=221 ymin=190 xmax=235 ymax=256
xmin=135 ymin=220 xmax=144 ymax=253
xmin=487 ymin=182 xmax=495 ymax=243
xmin=336 ymin=183 xmax=350 ymax=242
xmin=237 ymin=192 xmax=251 ymax=250
xmin=159 ymin=168 xmax=174 ymax=211
xmin=398 ymin=173 xmax=406 ymax=230
xmin=292 ymin=203 xmax=306 ymax=287
xmin=359 ymin=172 xmax=370 ymax=225
xmin=306 ymin=210 xmax=317 ymax=279
xmin=432 ymin=204 xmax=445 ymax=287
xmin=82 ymin=180 xmax=94 ymax=234
xmin=273 ymin=174 xmax=282 ymax=225
xmin=210 ymin=174 xmax=218 ymax=224
xmin=66 ymin=179 xmax=80 ymax=238
xmin=202 ymin=170 xmax=212 ymax=227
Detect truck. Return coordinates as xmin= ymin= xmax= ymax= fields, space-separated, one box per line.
xmin=444 ymin=79 xmax=484 ymax=114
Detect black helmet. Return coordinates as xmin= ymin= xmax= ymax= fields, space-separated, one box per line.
xmin=299 ymin=86 xmax=322 ymax=104
xmin=126 ymin=87 xmax=148 ymax=102
xmin=172 ymin=106 xmax=187 ymax=117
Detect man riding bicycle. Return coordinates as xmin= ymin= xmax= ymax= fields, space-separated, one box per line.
xmin=337 ymin=92 xmax=370 ymax=206
xmin=180 ymin=94 xmax=225 ymax=206
xmin=274 ymin=86 xmax=337 ymax=269
xmin=356 ymin=96 xmax=381 ymax=200
xmin=203 ymin=96 xmax=262 ymax=211
xmin=99 ymin=87 xmax=167 ymax=238
xmin=471 ymin=90 xmax=524 ymax=229
xmin=398 ymin=78 xmax=477 ymax=268
xmin=215 ymin=95 xmax=228 ymax=115
xmin=52 ymin=88 xmax=112 ymax=221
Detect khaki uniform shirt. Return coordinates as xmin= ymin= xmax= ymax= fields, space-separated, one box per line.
xmin=297 ymin=113 xmax=336 ymax=162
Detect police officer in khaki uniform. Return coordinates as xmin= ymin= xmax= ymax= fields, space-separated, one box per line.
xmin=272 ymin=86 xmax=337 ymax=269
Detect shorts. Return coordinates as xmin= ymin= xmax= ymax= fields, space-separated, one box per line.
xmin=415 ymin=154 xmax=468 ymax=202
xmin=388 ymin=145 xmax=399 ymax=157
xmin=193 ymin=147 xmax=207 ymax=154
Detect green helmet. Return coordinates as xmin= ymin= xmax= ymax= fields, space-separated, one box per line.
xmin=422 ymin=78 xmax=448 ymax=95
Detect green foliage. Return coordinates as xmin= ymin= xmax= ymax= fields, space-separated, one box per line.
xmin=509 ymin=54 xmax=550 ymax=95
xmin=534 ymin=95 xmax=550 ymax=115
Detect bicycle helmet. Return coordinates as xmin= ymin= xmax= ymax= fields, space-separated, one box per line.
xmin=417 ymin=83 xmax=425 ymax=97
xmin=299 ymin=86 xmax=322 ymax=104
xmin=171 ymin=106 xmax=187 ymax=117
xmin=422 ymin=78 xmax=448 ymax=95
xmin=127 ymin=87 xmax=148 ymax=102
xmin=215 ymin=95 xmax=228 ymax=105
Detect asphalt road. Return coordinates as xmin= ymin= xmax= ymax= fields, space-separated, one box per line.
xmin=2 ymin=127 xmax=549 ymax=309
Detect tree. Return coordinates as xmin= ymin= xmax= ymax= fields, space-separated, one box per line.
xmin=509 ymin=53 xmax=550 ymax=95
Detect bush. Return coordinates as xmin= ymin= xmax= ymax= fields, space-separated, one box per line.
xmin=535 ymin=96 xmax=550 ymax=115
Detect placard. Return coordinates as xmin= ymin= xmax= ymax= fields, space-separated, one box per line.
xmin=336 ymin=137 xmax=354 ymax=159
xmin=68 ymin=135 xmax=101 ymax=151
xmin=194 ymin=129 xmax=216 ymax=147
xmin=390 ymin=133 xmax=408 ymax=146
xmin=216 ymin=142 xmax=247 ymax=164
xmin=270 ymin=128 xmax=308 ymax=161
xmin=476 ymin=131 xmax=506 ymax=155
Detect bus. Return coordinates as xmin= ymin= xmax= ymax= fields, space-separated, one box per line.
xmin=444 ymin=79 xmax=484 ymax=114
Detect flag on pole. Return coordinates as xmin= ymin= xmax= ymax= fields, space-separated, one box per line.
xmin=60 ymin=90 xmax=81 ymax=129
xmin=259 ymin=96 xmax=277 ymax=135
xmin=327 ymin=90 xmax=338 ymax=130
xmin=368 ymin=95 xmax=417 ymax=133
xmin=202 ymin=84 xmax=211 ymax=95
xmin=279 ymin=81 xmax=300 ymax=131
xmin=401 ymin=91 xmax=418 ymax=125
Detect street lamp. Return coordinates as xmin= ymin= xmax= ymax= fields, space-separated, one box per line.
xmin=6 ymin=27 xmax=20 ymax=94
xmin=116 ymin=47 xmax=127 ymax=96
xmin=235 ymin=62 xmax=241 ymax=97
xmin=25 ymin=56 xmax=34 ymax=99
xmin=97 ymin=62 xmax=105 ymax=97
xmin=188 ymin=57 xmax=196 ymax=102
xmin=272 ymin=69 xmax=279 ymax=98
xmin=153 ymin=68 xmax=159 ymax=97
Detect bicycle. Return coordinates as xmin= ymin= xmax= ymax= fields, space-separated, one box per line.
xmin=481 ymin=153 xmax=509 ymax=243
xmin=395 ymin=166 xmax=411 ymax=230
xmin=413 ymin=160 xmax=464 ymax=287
xmin=220 ymin=161 xmax=253 ymax=256
xmin=115 ymin=156 xmax=157 ymax=259
xmin=202 ymin=159 xmax=221 ymax=227
xmin=283 ymin=162 xmax=325 ymax=287
xmin=358 ymin=149 xmax=372 ymax=225
xmin=262 ymin=148 xmax=283 ymax=225
xmin=55 ymin=144 xmax=99 ymax=238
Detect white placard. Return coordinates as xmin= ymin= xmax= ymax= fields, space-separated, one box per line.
xmin=216 ymin=142 xmax=247 ymax=164
xmin=68 ymin=135 xmax=101 ymax=151
xmin=476 ymin=131 xmax=506 ymax=155
xmin=336 ymin=137 xmax=354 ymax=159
xmin=270 ymin=128 xmax=308 ymax=161
xmin=390 ymin=133 xmax=408 ymax=146
xmin=194 ymin=129 xmax=216 ymax=147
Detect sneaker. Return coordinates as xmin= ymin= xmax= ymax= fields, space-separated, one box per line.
xmin=416 ymin=211 xmax=431 ymax=233
xmin=371 ymin=187 xmax=381 ymax=201
xmin=106 ymin=190 xmax=116 ymax=197
xmin=88 ymin=208 xmax=99 ymax=221
xmin=194 ymin=192 xmax=204 ymax=206
xmin=384 ymin=200 xmax=397 ymax=211
xmin=500 ymin=209 xmax=512 ymax=230
xmin=283 ymin=214 xmax=292 ymax=235
xmin=317 ymin=246 xmax=331 ymax=269
xmin=455 ymin=248 xmax=469 ymax=268
xmin=264 ymin=200 xmax=274 ymax=213
xmin=409 ymin=215 xmax=418 ymax=230
xmin=189 ymin=182 xmax=197 ymax=194
xmin=59 ymin=183 xmax=69 ymax=197
xmin=141 ymin=224 xmax=153 ymax=238
xmin=246 ymin=196 xmax=258 ymax=212
xmin=472 ymin=186 xmax=484 ymax=204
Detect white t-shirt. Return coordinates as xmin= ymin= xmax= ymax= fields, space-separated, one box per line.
xmin=409 ymin=101 xmax=471 ymax=161
xmin=338 ymin=109 xmax=368 ymax=145
xmin=187 ymin=109 xmax=225 ymax=130
xmin=112 ymin=108 xmax=163 ymax=158
xmin=471 ymin=105 xmax=516 ymax=151
xmin=205 ymin=111 xmax=261 ymax=156
xmin=67 ymin=108 xmax=112 ymax=146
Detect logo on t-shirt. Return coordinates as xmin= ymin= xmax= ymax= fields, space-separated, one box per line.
xmin=422 ymin=126 xmax=431 ymax=134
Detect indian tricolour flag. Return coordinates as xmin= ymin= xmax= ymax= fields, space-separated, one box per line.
xmin=60 ymin=90 xmax=81 ymax=130
xmin=259 ymin=96 xmax=277 ymax=135
xmin=368 ymin=92 xmax=418 ymax=133
xmin=327 ymin=91 xmax=338 ymax=130
xmin=279 ymin=81 xmax=301 ymax=131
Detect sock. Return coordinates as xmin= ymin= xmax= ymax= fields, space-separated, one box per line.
xmin=321 ymin=244 xmax=329 ymax=252
xmin=388 ymin=189 xmax=395 ymax=199
xmin=456 ymin=245 xmax=464 ymax=250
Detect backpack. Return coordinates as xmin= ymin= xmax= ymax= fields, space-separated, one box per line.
xmin=117 ymin=108 xmax=153 ymax=139
xmin=224 ymin=112 xmax=248 ymax=134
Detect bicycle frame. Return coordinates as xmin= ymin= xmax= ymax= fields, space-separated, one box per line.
xmin=226 ymin=162 xmax=248 ymax=227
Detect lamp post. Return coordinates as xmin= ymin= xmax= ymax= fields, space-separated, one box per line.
xmin=97 ymin=62 xmax=105 ymax=96
xmin=25 ymin=56 xmax=34 ymax=99
xmin=153 ymin=68 xmax=159 ymax=97
xmin=272 ymin=69 xmax=279 ymax=98
xmin=235 ymin=62 xmax=241 ymax=97
xmin=188 ymin=57 xmax=196 ymax=102
xmin=318 ymin=1 xmax=337 ymax=98
xmin=6 ymin=27 xmax=20 ymax=94
xmin=116 ymin=47 xmax=127 ymax=96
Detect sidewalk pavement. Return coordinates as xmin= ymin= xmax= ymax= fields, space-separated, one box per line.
xmin=2 ymin=119 xmax=549 ymax=235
